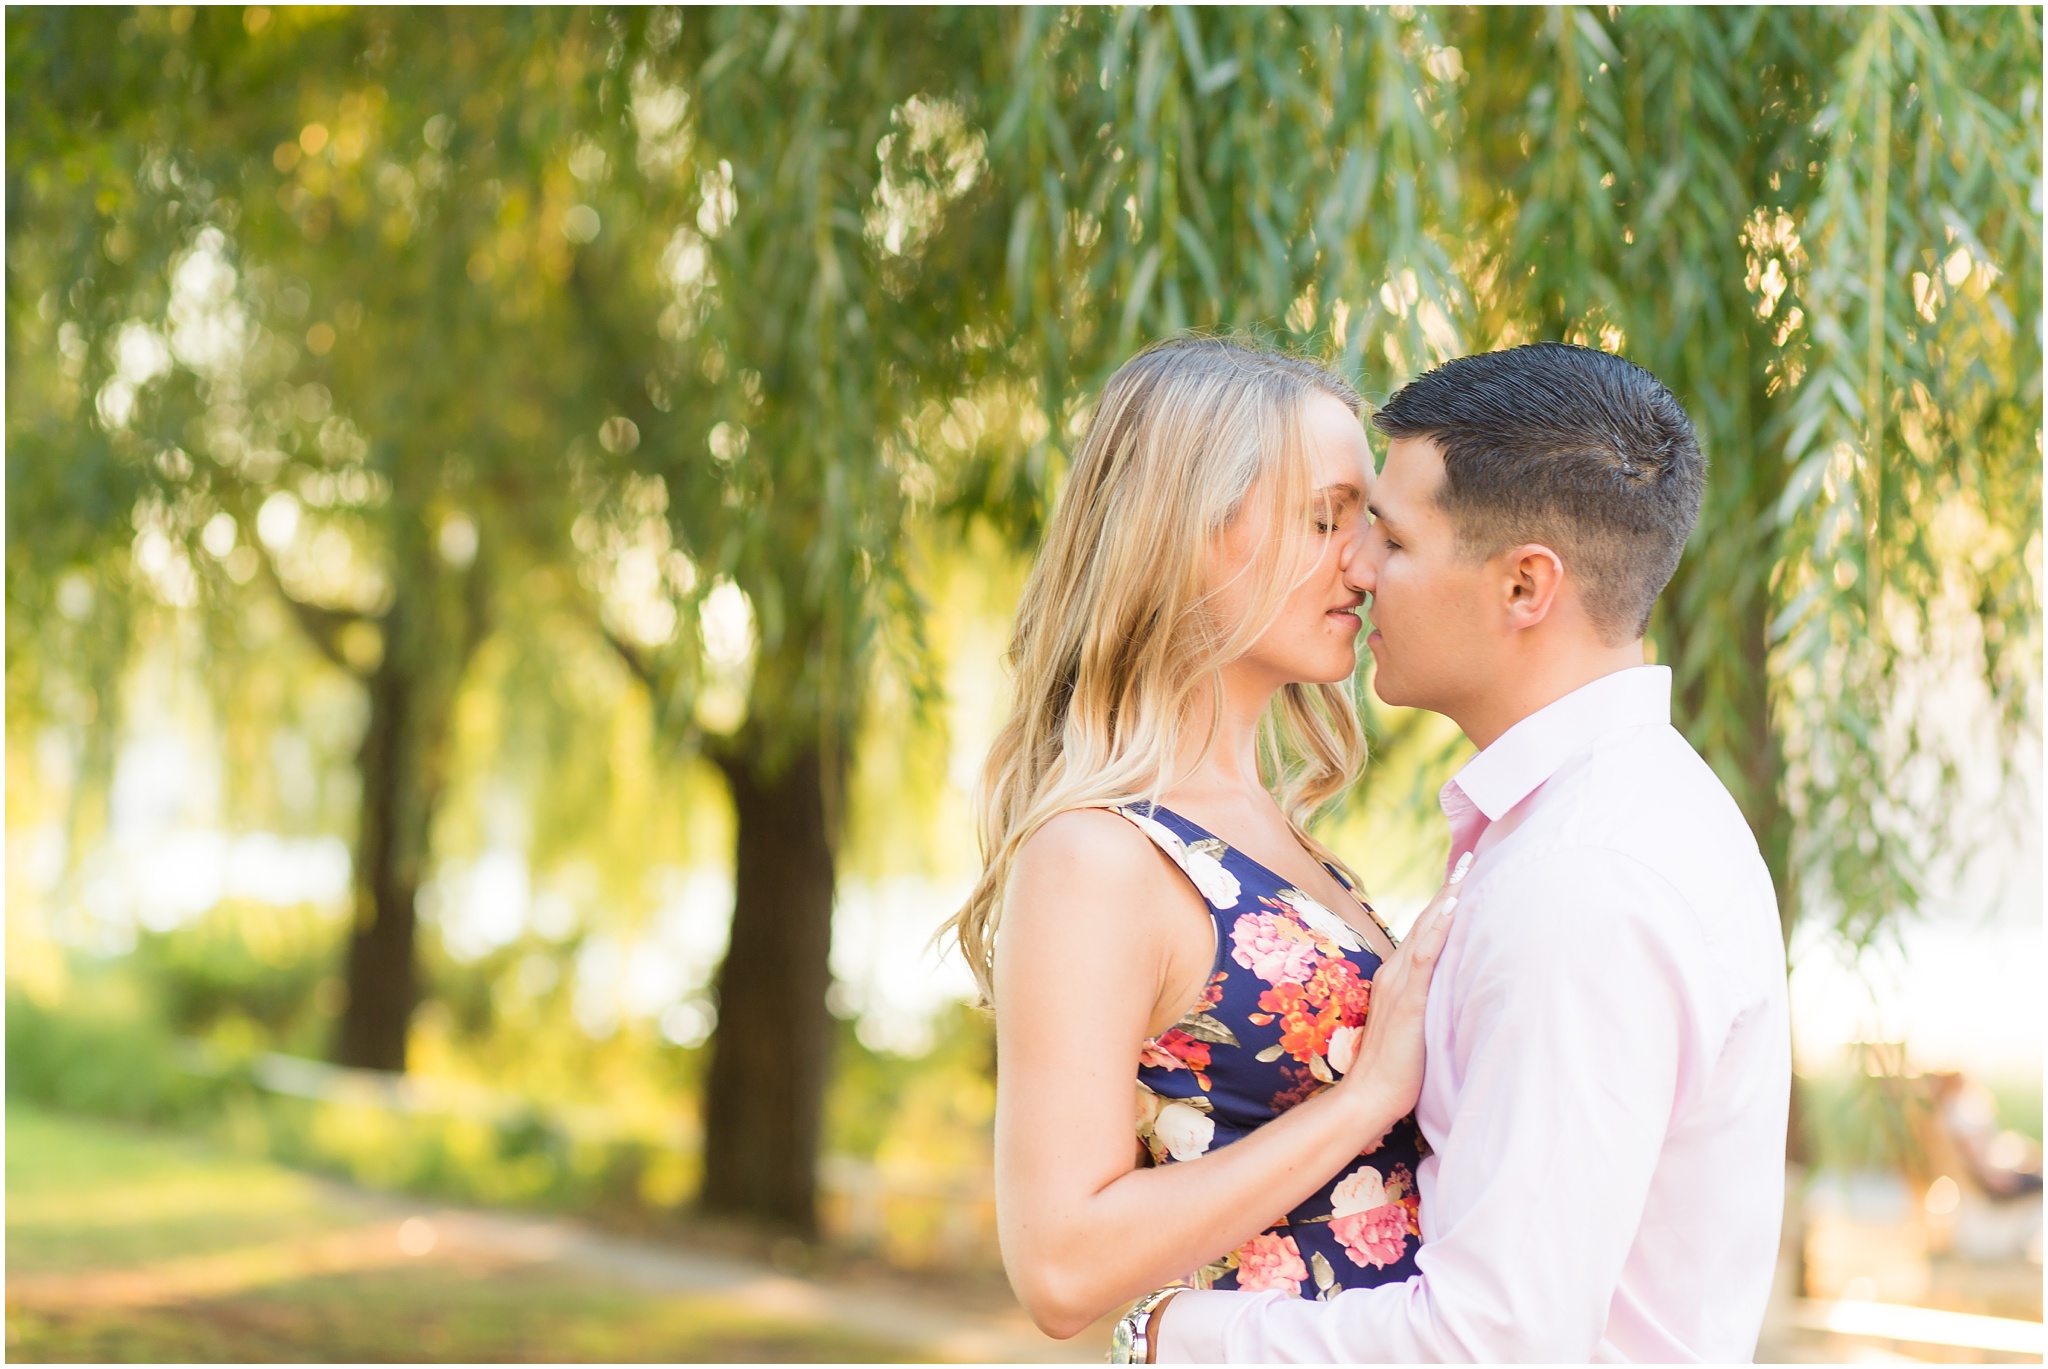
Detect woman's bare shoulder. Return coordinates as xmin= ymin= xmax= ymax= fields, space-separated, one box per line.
xmin=1020 ymin=806 xmax=1151 ymax=863
xmin=1007 ymin=807 xmax=1190 ymax=918
xmin=1000 ymin=807 xmax=1206 ymax=1013
xmin=1015 ymin=807 xmax=1163 ymax=873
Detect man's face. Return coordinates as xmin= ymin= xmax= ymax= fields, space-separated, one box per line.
xmin=1357 ymin=436 xmax=1502 ymax=714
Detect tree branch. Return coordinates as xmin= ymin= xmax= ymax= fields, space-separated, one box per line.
xmin=599 ymin=619 xmax=659 ymax=694
xmin=249 ymin=541 xmax=372 ymax=678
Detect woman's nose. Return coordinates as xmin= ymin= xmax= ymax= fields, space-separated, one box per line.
xmin=1339 ymin=520 xmax=1372 ymax=583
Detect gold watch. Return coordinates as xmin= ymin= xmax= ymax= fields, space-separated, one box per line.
xmin=1109 ymin=1287 xmax=1181 ymax=1364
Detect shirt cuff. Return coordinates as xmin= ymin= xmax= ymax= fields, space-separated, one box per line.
xmin=1155 ymin=1289 xmax=1286 ymax=1363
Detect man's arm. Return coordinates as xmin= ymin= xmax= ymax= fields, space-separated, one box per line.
xmin=1157 ymin=850 xmax=1710 ymax=1362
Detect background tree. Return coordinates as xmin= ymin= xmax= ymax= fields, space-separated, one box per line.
xmin=578 ymin=7 xmax=1011 ymax=1231
xmin=7 ymin=8 xmax=650 ymax=1069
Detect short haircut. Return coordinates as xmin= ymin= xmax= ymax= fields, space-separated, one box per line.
xmin=1372 ymin=343 xmax=1704 ymax=642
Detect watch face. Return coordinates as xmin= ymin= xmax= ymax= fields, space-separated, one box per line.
xmin=1111 ymin=1319 xmax=1136 ymax=1363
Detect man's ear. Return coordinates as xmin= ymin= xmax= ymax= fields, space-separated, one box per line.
xmin=1500 ymin=543 xmax=1566 ymax=632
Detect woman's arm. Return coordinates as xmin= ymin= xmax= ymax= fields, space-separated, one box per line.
xmin=993 ymin=809 xmax=1458 ymax=1339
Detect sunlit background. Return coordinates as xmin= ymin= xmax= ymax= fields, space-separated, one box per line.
xmin=7 ymin=6 xmax=2041 ymax=1363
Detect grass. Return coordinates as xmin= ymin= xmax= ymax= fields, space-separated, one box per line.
xmin=8 ymin=1275 xmax=925 ymax=1364
xmin=5 ymin=1104 xmax=926 ymax=1363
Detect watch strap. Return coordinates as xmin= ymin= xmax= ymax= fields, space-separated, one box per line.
xmin=1109 ymin=1286 xmax=1181 ymax=1364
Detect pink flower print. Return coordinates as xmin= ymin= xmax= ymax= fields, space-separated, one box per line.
xmin=1329 ymin=1164 xmax=1413 ymax=1269
xmin=1228 ymin=911 xmax=1324 ymax=985
xmin=1331 ymin=1202 xmax=1412 ymax=1269
xmin=1232 ymin=1232 xmax=1309 ymax=1294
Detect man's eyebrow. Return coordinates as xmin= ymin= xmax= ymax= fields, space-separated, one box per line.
xmin=1366 ymin=500 xmax=1395 ymax=527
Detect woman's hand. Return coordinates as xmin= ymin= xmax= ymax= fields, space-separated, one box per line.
xmin=1334 ymin=851 xmax=1472 ymax=1143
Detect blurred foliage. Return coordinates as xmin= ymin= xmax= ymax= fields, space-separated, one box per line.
xmin=139 ymin=903 xmax=337 ymax=1045
xmin=5 ymin=938 xmax=997 ymax=1264
xmin=5 ymin=979 xmax=214 ymax=1124
xmin=1797 ymin=1063 xmax=2044 ymax=1175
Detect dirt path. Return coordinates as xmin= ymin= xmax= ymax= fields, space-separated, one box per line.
xmin=246 ymin=1194 xmax=1112 ymax=1363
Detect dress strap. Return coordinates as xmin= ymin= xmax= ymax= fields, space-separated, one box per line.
xmin=1102 ymin=804 xmax=1245 ymax=914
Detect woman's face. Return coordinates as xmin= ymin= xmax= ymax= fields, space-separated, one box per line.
xmin=1210 ymin=393 xmax=1374 ymax=688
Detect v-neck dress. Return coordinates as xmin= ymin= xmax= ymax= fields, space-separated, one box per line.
xmin=1114 ymin=802 xmax=1427 ymax=1299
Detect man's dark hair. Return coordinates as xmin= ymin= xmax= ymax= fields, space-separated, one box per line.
xmin=1372 ymin=343 xmax=1704 ymax=642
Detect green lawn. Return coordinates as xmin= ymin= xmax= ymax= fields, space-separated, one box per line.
xmin=5 ymin=1105 xmax=926 ymax=1363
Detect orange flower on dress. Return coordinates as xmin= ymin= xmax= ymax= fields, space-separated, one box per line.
xmin=1140 ymin=1028 xmax=1215 ymax=1090
xmin=1253 ymin=956 xmax=1370 ymax=1066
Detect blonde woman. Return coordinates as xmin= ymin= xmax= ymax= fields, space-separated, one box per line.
xmin=949 ymin=338 xmax=1464 ymax=1348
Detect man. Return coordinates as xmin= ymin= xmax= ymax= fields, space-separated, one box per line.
xmin=1152 ymin=343 xmax=1791 ymax=1362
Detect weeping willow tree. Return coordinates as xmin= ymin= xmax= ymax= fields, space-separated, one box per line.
xmin=1446 ymin=6 xmax=2041 ymax=954
xmin=7 ymin=5 xmax=1014 ymax=1232
xmin=10 ymin=6 xmax=2037 ymax=1234
xmin=586 ymin=8 xmax=1012 ymax=1230
xmin=979 ymin=5 xmax=2038 ymax=1181
xmin=5 ymin=8 xmax=691 ymax=1072
xmin=998 ymin=6 xmax=2037 ymax=956
xmin=979 ymin=7 xmax=1469 ymax=532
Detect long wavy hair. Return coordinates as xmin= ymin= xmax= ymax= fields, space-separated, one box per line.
xmin=949 ymin=337 xmax=1368 ymax=1003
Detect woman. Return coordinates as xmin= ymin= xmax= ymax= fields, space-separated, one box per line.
xmin=948 ymin=337 xmax=1464 ymax=1346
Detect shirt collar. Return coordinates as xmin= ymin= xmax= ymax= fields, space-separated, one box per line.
xmin=1445 ymin=665 xmax=1673 ymax=822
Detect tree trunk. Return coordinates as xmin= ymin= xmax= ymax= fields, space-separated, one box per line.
xmin=331 ymin=570 xmax=479 ymax=1073
xmin=334 ymin=643 xmax=423 ymax=1071
xmin=699 ymin=741 xmax=839 ymax=1233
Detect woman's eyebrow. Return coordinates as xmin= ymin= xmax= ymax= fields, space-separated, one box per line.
xmin=1314 ymin=481 xmax=1364 ymax=507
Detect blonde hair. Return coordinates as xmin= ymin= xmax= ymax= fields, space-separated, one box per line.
xmin=949 ymin=337 xmax=1367 ymax=1003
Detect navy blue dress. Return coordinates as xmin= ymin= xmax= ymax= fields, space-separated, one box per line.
xmin=1115 ymin=802 xmax=1427 ymax=1299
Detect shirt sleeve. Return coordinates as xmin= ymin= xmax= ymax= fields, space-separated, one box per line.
xmin=1157 ymin=848 xmax=1705 ymax=1363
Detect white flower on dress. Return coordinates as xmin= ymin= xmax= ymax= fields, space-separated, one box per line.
xmin=1135 ymin=1084 xmax=1166 ymax=1134
xmin=1274 ymin=887 xmax=1366 ymax=952
xmin=1326 ymin=1023 xmax=1365 ymax=1077
xmin=1118 ymin=808 xmax=1241 ymax=909
xmin=1179 ymin=846 xmax=1242 ymax=909
xmin=1330 ymin=1164 xmax=1389 ymax=1216
xmin=1152 ymin=1101 xmax=1217 ymax=1161
xmin=1122 ymin=809 xmax=1189 ymax=863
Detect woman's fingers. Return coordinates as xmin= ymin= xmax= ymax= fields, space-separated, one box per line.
xmin=1391 ymin=851 xmax=1472 ymax=976
xmin=1450 ymin=849 xmax=1476 ymax=886
xmin=1414 ymin=852 xmax=1472 ymax=932
xmin=1405 ymin=886 xmax=1456 ymax=972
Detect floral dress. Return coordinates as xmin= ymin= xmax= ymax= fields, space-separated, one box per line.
xmin=1116 ymin=802 xmax=1427 ymax=1300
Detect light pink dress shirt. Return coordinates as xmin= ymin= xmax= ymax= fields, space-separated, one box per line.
xmin=1159 ymin=666 xmax=1791 ymax=1363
